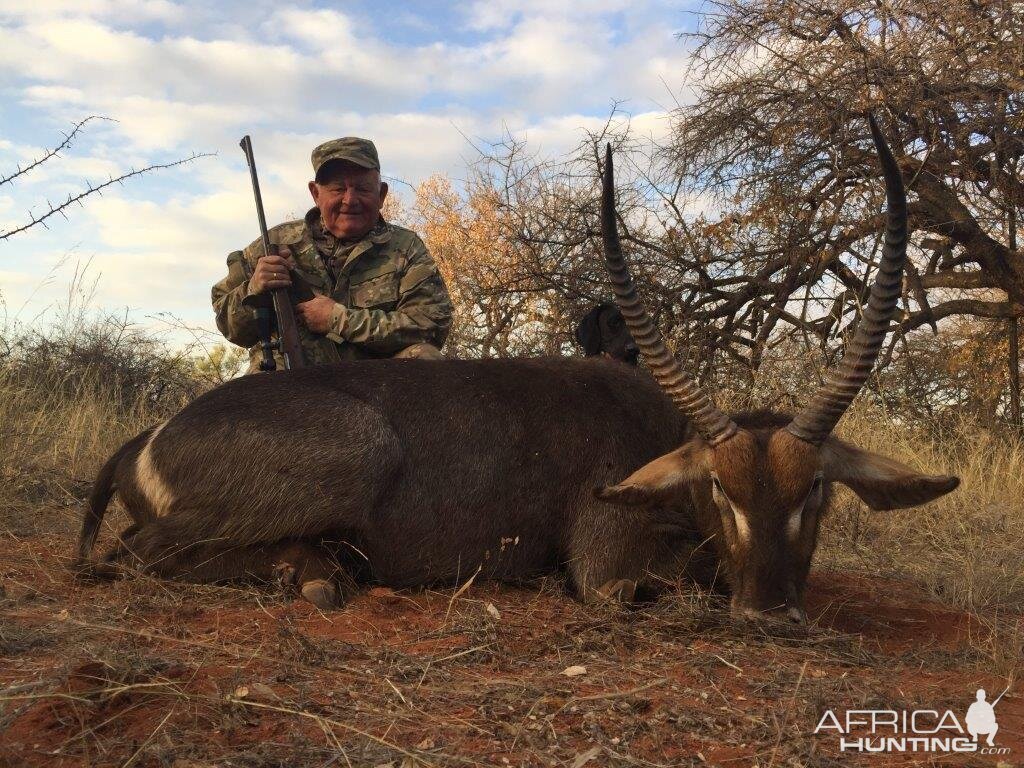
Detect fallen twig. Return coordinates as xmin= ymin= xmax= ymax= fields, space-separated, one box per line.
xmin=571 ymin=676 xmax=669 ymax=703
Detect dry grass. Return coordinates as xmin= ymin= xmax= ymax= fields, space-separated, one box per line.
xmin=819 ymin=403 xmax=1024 ymax=613
xmin=0 ymin=373 xmax=149 ymax=466
xmin=0 ymin=369 xmax=153 ymax=530
xmin=2 ymin=553 xmax=1016 ymax=767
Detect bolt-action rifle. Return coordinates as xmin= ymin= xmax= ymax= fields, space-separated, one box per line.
xmin=238 ymin=135 xmax=307 ymax=371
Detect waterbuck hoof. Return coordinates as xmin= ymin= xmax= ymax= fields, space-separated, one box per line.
xmin=70 ymin=559 xmax=100 ymax=582
xmin=72 ymin=559 xmax=124 ymax=582
xmin=301 ymin=579 xmax=341 ymax=609
xmin=272 ymin=562 xmax=298 ymax=587
xmin=596 ymin=578 xmax=637 ymax=602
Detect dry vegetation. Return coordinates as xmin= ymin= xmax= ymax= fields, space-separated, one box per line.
xmin=822 ymin=409 xmax=1024 ymax=617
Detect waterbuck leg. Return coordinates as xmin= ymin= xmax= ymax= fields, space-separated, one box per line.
xmin=645 ymin=530 xmax=727 ymax=595
xmin=595 ymin=578 xmax=637 ymax=602
xmin=172 ymin=540 xmax=339 ymax=581
xmin=117 ymin=518 xmax=350 ymax=608
xmin=266 ymin=540 xmax=353 ymax=609
xmin=567 ymin=505 xmax=650 ymax=604
xmin=75 ymin=524 xmax=143 ymax=581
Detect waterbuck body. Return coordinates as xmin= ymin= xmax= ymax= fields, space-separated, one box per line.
xmin=81 ymin=358 xmax=704 ymax=601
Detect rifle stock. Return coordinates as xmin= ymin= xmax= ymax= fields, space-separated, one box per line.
xmin=239 ymin=135 xmax=307 ymax=370
xmin=237 ymin=254 xmax=277 ymax=372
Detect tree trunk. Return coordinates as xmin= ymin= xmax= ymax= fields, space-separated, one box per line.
xmin=1010 ymin=318 xmax=1021 ymax=428
xmin=1009 ymin=208 xmax=1022 ymax=428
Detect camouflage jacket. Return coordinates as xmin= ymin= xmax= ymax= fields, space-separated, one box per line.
xmin=212 ymin=208 xmax=452 ymax=372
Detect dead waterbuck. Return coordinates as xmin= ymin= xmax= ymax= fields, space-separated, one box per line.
xmin=76 ymin=117 xmax=957 ymax=620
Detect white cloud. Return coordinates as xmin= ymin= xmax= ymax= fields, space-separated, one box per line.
xmin=1 ymin=3 xmax=690 ymax=134
xmin=494 ymin=16 xmax=606 ymax=81
xmin=464 ymin=0 xmax=635 ymax=31
xmin=0 ymin=0 xmax=183 ymax=25
xmin=267 ymin=7 xmax=358 ymax=50
xmin=0 ymin=269 xmax=36 ymax=289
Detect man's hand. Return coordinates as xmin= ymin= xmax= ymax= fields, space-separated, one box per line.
xmin=249 ymin=247 xmax=296 ymax=294
xmin=296 ymin=295 xmax=339 ymax=333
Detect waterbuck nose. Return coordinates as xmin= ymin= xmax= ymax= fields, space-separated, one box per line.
xmin=732 ymin=604 xmax=807 ymax=626
xmin=785 ymin=606 xmax=807 ymax=625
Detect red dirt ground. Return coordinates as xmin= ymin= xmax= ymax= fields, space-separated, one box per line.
xmin=1 ymin=528 xmax=1021 ymax=767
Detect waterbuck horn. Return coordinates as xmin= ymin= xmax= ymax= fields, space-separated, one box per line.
xmin=785 ymin=114 xmax=908 ymax=445
xmin=600 ymin=144 xmax=738 ymax=446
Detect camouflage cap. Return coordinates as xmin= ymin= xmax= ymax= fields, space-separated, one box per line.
xmin=311 ymin=137 xmax=380 ymax=175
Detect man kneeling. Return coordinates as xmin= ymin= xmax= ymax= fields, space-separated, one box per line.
xmin=212 ymin=136 xmax=452 ymax=370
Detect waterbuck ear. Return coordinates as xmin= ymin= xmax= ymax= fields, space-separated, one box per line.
xmin=821 ymin=437 xmax=959 ymax=511
xmin=596 ymin=438 xmax=711 ymax=507
xmin=575 ymin=306 xmax=603 ymax=356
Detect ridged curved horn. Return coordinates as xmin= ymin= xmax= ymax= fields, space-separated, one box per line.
xmin=601 ymin=144 xmax=737 ymax=446
xmin=786 ymin=115 xmax=908 ymax=446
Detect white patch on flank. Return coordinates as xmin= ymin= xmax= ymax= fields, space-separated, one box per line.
xmin=787 ymin=509 xmax=802 ymax=541
xmin=732 ymin=508 xmax=751 ymax=545
xmin=135 ymin=421 xmax=175 ymax=517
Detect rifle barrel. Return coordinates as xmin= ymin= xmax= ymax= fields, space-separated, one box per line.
xmin=240 ymin=135 xmax=272 ymax=261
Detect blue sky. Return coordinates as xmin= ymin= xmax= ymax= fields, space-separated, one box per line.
xmin=0 ymin=0 xmax=698 ymax=348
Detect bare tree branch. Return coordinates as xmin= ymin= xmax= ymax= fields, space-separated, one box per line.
xmin=0 ymin=116 xmax=113 ymax=187
xmin=0 ymin=153 xmax=212 ymax=242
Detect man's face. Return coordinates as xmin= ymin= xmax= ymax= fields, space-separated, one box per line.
xmin=309 ymin=162 xmax=388 ymax=241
